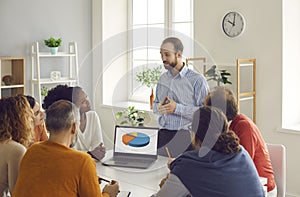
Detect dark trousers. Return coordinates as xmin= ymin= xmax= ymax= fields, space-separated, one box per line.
xmin=157 ymin=129 xmax=194 ymax=158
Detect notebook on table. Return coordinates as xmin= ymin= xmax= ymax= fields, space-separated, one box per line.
xmin=102 ymin=125 xmax=159 ymax=169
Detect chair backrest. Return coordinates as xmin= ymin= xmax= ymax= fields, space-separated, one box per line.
xmin=266 ymin=143 xmax=286 ymax=197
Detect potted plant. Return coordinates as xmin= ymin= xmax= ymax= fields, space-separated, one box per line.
xmin=44 ymin=37 xmax=62 ymax=55
xmin=136 ymin=65 xmax=163 ymax=109
xmin=115 ymin=106 xmax=145 ymax=126
xmin=205 ymin=65 xmax=232 ymax=86
xmin=41 ymin=86 xmax=49 ymax=97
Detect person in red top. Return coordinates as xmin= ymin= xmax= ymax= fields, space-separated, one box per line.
xmin=204 ymin=86 xmax=277 ymax=197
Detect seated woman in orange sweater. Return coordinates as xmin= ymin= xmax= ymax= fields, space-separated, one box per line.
xmin=26 ymin=95 xmax=48 ymax=143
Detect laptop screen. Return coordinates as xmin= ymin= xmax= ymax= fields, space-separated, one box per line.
xmin=114 ymin=126 xmax=158 ymax=156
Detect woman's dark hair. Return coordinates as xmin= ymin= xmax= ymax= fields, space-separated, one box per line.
xmin=191 ymin=106 xmax=240 ymax=154
xmin=42 ymin=85 xmax=83 ymax=110
xmin=25 ymin=95 xmax=36 ymax=109
xmin=204 ymin=86 xmax=238 ymax=121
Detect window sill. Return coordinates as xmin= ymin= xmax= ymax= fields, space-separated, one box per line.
xmin=102 ymin=101 xmax=152 ymax=112
xmin=99 ymin=101 xmax=158 ymax=127
xmin=277 ymin=124 xmax=300 ymax=135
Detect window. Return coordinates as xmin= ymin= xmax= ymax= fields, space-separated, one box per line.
xmin=282 ymin=0 xmax=300 ymax=131
xmin=129 ymin=0 xmax=194 ymax=102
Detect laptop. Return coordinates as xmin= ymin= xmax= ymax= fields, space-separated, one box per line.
xmin=102 ymin=125 xmax=159 ymax=169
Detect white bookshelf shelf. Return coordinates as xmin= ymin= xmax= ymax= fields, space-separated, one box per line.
xmin=31 ymin=42 xmax=79 ymax=104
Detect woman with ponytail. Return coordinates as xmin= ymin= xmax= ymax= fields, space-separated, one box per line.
xmin=152 ymin=106 xmax=264 ymax=197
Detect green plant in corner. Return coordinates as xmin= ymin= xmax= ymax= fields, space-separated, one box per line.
xmin=115 ymin=106 xmax=145 ymax=126
xmin=205 ymin=65 xmax=232 ymax=86
xmin=136 ymin=65 xmax=163 ymax=89
xmin=44 ymin=37 xmax=62 ymax=47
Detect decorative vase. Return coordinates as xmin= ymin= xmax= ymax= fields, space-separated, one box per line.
xmin=2 ymin=75 xmax=13 ymax=85
xmin=49 ymin=47 xmax=58 ymax=55
xmin=150 ymin=88 xmax=155 ymax=109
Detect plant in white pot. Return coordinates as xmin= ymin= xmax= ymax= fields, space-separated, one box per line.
xmin=44 ymin=37 xmax=62 ymax=55
xmin=136 ymin=65 xmax=163 ymax=109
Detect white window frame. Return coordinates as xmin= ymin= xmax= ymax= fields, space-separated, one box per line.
xmin=128 ymin=0 xmax=194 ymax=103
xmin=281 ymin=0 xmax=300 ymax=133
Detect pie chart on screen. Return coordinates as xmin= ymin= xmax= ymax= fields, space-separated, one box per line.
xmin=122 ymin=132 xmax=150 ymax=147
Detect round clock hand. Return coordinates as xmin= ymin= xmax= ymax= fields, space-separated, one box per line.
xmin=233 ymin=13 xmax=236 ymax=26
xmin=227 ymin=20 xmax=234 ymax=26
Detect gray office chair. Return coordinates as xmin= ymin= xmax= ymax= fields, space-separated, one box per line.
xmin=266 ymin=143 xmax=286 ymax=197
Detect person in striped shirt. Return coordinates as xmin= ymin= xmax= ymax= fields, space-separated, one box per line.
xmin=153 ymin=37 xmax=209 ymax=157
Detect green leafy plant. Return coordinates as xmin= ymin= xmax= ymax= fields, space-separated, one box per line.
xmin=115 ymin=106 xmax=145 ymax=126
xmin=205 ymin=65 xmax=232 ymax=86
xmin=136 ymin=65 xmax=163 ymax=89
xmin=41 ymin=86 xmax=49 ymax=97
xmin=44 ymin=37 xmax=62 ymax=47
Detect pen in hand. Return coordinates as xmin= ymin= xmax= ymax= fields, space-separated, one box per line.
xmin=165 ymin=147 xmax=174 ymax=169
xmin=165 ymin=147 xmax=171 ymax=158
xmin=98 ymin=177 xmax=110 ymax=184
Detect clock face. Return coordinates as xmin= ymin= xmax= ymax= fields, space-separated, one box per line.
xmin=222 ymin=12 xmax=245 ymax=38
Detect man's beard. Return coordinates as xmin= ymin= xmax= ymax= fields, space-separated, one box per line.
xmin=69 ymin=134 xmax=78 ymax=148
xmin=170 ymin=57 xmax=177 ymax=68
xmin=164 ymin=57 xmax=178 ymax=70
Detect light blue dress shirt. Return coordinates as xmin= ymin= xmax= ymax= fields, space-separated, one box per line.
xmin=153 ymin=66 xmax=209 ymax=130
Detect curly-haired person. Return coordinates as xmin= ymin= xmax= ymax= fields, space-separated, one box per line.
xmin=0 ymin=95 xmax=34 ymax=196
xmin=43 ymin=85 xmax=105 ymax=161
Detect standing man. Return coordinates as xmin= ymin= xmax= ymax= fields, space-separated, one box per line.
xmin=13 ymin=100 xmax=119 ymax=197
xmin=153 ymin=37 xmax=209 ymax=157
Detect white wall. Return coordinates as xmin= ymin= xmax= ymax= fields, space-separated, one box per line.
xmin=0 ymin=0 xmax=93 ymax=100
xmin=195 ymin=0 xmax=300 ymax=196
xmin=92 ymin=0 xmax=129 ymax=148
xmin=102 ymin=0 xmax=128 ymax=106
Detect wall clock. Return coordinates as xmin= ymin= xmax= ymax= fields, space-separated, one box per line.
xmin=222 ymin=11 xmax=245 ymax=38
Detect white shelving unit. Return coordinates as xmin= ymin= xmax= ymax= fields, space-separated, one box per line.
xmin=31 ymin=42 xmax=79 ymax=105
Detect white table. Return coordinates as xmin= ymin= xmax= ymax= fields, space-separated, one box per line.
xmin=96 ymin=151 xmax=268 ymax=197
xmin=96 ymin=150 xmax=169 ymax=197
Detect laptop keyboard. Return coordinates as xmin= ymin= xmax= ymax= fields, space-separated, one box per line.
xmin=114 ymin=157 xmax=153 ymax=163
